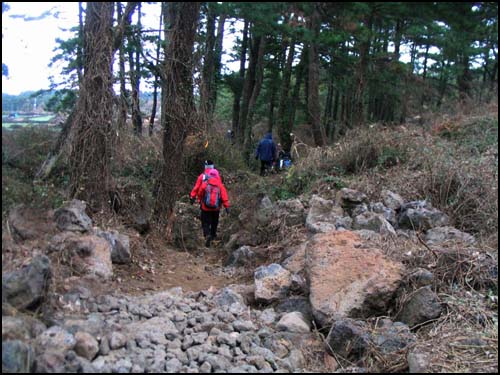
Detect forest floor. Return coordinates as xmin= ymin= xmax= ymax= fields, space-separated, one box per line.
xmin=109 ymin=233 xmax=250 ymax=296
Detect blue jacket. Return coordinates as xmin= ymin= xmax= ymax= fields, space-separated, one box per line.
xmin=255 ymin=133 xmax=276 ymax=162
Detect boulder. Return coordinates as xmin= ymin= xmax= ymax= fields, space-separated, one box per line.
xmin=276 ymin=297 xmax=314 ymax=323
xmin=396 ymin=286 xmax=442 ymax=327
xmin=336 ymin=188 xmax=368 ymax=215
xmin=57 ymin=235 xmax=113 ymax=279
xmin=325 ymin=319 xmax=371 ymax=361
xmin=225 ymin=246 xmax=255 ymax=267
xmin=306 ymin=195 xmax=351 ymax=233
xmin=54 ymin=199 xmax=92 ymax=233
xmin=2 ymin=255 xmax=52 ymax=311
xmin=255 ymin=196 xmax=274 ymax=226
xmin=305 ymin=231 xmax=403 ymax=327
xmin=352 ymin=203 xmax=369 ymax=218
xmin=371 ymin=319 xmax=416 ymax=354
xmin=254 ymin=264 xmax=292 ymax=304
xmin=381 ymin=190 xmax=405 ymax=211
xmin=276 ymin=312 xmax=311 ymax=333
xmin=74 ymin=331 xmax=99 ymax=361
xmin=281 ymin=243 xmax=306 ymax=274
xmin=7 ymin=206 xmax=54 ymax=242
xmin=407 ymin=268 xmax=434 ymax=288
xmin=2 ymin=340 xmax=35 ymax=373
xmin=224 ymin=231 xmax=262 ymax=251
xmin=370 ymin=202 xmax=397 ymax=226
xmin=2 ymin=315 xmax=47 ymax=342
xmin=353 ymin=211 xmax=396 ymax=236
xmin=274 ymin=199 xmax=306 ymax=226
xmin=95 ymin=229 xmax=131 ymax=264
xmin=398 ymin=207 xmax=450 ymax=231
xmin=424 ymin=226 xmax=475 ymax=245
xmin=34 ymin=326 xmax=76 ymax=354
xmin=213 ymin=287 xmax=247 ymax=308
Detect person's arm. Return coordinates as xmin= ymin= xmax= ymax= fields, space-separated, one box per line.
xmin=190 ymin=174 xmax=203 ymax=200
xmin=197 ymin=181 xmax=207 ymax=203
xmin=220 ymin=184 xmax=230 ymax=209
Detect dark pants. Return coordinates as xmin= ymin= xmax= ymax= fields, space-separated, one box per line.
xmin=200 ymin=209 xmax=220 ymax=239
xmin=260 ymin=160 xmax=272 ymax=176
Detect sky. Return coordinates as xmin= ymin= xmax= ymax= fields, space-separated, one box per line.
xmin=2 ymin=2 xmax=242 ymax=97
xmin=2 ymin=2 xmax=80 ymax=95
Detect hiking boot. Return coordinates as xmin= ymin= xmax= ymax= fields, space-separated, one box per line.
xmin=205 ymin=235 xmax=212 ymax=248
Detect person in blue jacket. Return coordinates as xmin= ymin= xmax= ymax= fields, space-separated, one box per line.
xmin=255 ymin=132 xmax=277 ymax=176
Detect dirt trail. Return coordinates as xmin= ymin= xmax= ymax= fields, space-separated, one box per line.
xmin=109 ymin=241 xmax=251 ymax=296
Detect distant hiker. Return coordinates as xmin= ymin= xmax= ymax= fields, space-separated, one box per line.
xmin=255 ymin=132 xmax=277 ymax=176
xmin=190 ymin=160 xmax=219 ymax=204
xmin=226 ymin=129 xmax=235 ymax=144
xmin=197 ymin=169 xmax=230 ymax=247
xmin=276 ymin=143 xmax=292 ymax=171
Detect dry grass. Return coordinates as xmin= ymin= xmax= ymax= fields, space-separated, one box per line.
xmin=411 ymin=291 xmax=498 ymax=373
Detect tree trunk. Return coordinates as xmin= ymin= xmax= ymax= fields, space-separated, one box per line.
xmin=77 ymin=2 xmax=84 ymax=85
xmin=68 ymin=2 xmax=117 ymax=207
xmin=238 ymin=30 xmax=261 ymax=144
xmin=149 ymin=13 xmax=163 ymax=136
xmin=353 ymin=12 xmax=373 ymax=127
xmin=283 ymin=47 xmax=306 ymax=153
xmin=128 ymin=3 xmax=142 ymax=135
xmin=212 ymin=12 xmax=226 ymax=115
xmin=243 ymin=35 xmax=266 ymax=161
xmin=457 ymin=54 xmax=472 ymax=103
xmin=421 ymin=43 xmax=430 ymax=107
xmin=35 ymin=2 xmax=138 ymax=186
xmin=200 ymin=4 xmax=216 ymax=120
xmin=117 ymin=2 xmax=128 ymax=130
xmin=153 ymin=2 xmax=201 ymax=224
xmin=200 ymin=5 xmax=226 ymax=126
xmin=231 ymin=20 xmax=249 ymax=141
xmin=277 ymin=40 xmax=295 ymax=151
xmin=324 ymin=61 xmax=335 ymax=140
xmin=307 ymin=6 xmax=325 ymax=146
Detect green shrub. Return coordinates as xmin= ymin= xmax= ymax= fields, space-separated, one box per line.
xmin=377 ymin=146 xmax=407 ymax=168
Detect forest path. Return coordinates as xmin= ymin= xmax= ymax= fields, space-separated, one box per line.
xmin=105 ymin=236 xmax=251 ymax=297
xmin=105 ymin=170 xmax=285 ymax=297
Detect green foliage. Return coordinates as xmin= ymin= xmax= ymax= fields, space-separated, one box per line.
xmin=2 ymin=127 xmax=65 ymax=216
xmin=322 ymin=174 xmax=347 ymax=189
xmin=272 ymin=185 xmax=295 ymax=201
xmin=438 ymin=116 xmax=498 ymax=156
xmin=2 ymin=127 xmax=55 ymax=177
xmin=44 ymin=89 xmax=77 ymax=114
xmin=377 ymin=146 xmax=407 ymax=168
xmin=271 ymin=166 xmax=316 ymax=201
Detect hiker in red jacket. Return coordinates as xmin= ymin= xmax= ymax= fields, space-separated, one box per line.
xmin=197 ymin=169 xmax=230 ymax=247
xmin=190 ymin=160 xmax=219 ymax=204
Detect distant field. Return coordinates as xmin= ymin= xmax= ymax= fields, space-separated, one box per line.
xmin=2 ymin=114 xmax=56 ymax=129
xmin=30 ymin=115 xmax=55 ymax=122
xmin=2 ymin=122 xmax=31 ymax=129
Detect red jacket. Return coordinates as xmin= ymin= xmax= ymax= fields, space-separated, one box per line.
xmin=190 ymin=168 xmax=218 ymax=200
xmin=197 ymin=177 xmax=230 ymax=211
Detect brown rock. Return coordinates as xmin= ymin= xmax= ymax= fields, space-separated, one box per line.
xmin=305 ymin=231 xmax=404 ymax=327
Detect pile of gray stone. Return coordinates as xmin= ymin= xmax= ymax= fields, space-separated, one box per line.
xmin=3 ymin=286 xmax=310 ymax=373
